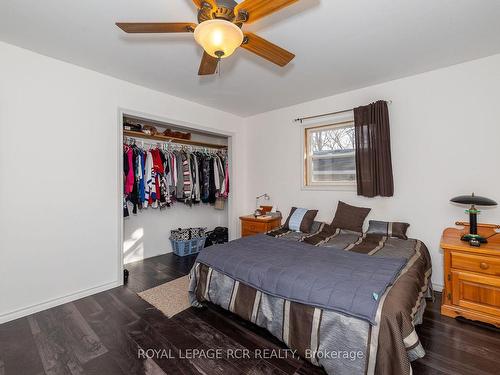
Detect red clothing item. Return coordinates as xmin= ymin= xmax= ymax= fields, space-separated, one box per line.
xmin=151 ymin=149 xmax=164 ymax=173
xmin=151 ymin=149 xmax=163 ymax=201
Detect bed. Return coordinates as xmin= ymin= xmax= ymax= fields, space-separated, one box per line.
xmin=188 ymin=224 xmax=432 ymax=375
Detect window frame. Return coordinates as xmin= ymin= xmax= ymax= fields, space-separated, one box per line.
xmin=302 ymin=119 xmax=357 ymax=191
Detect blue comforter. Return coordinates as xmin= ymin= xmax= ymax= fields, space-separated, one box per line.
xmin=195 ymin=234 xmax=406 ymax=324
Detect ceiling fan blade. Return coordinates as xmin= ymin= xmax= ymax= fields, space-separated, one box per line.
xmin=116 ymin=22 xmax=197 ymax=33
xmin=241 ymin=32 xmax=295 ymax=67
xmin=235 ymin=0 xmax=299 ymax=24
xmin=192 ymin=0 xmax=217 ymax=10
xmin=198 ymin=52 xmax=219 ymax=75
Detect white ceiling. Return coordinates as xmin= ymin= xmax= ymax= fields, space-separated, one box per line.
xmin=1 ymin=0 xmax=500 ymax=116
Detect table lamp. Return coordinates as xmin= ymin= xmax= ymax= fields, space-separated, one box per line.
xmin=450 ymin=192 xmax=497 ymax=243
xmin=254 ymin=193 xmax=270 ymax=217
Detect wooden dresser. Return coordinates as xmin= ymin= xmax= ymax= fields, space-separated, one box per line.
xmin=441 ymin=223 xmax=500 ymax=327
xmin=240 ymin=215 xmax=282 ymax=237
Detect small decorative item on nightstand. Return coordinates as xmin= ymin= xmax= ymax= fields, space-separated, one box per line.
xmin=254 ymin=193 xmax=270 ymax=217
xmin=441 ymin=223 xmax=500 ymax=327
xmin=450 ymin=193 xmax=497 ymax=245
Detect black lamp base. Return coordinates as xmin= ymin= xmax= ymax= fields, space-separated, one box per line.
xmin=460 ymin=234 xmax=488 ymax=244
xmin=460 ymin=207 xmax=488 ymax=244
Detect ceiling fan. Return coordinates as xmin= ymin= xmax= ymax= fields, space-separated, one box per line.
xmin=116 ymin=0 xmax=300 ymax=75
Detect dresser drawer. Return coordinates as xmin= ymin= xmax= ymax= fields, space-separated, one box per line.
xmin=242 ymin=221 xmax=267 ymax=233
xmin=451 ymin=270 xmax=500 ymax=317
xmin=451 ymin=252 xmax=500 ymax=276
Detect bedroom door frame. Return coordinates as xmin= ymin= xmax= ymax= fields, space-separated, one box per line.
xmin=116 ymin=107 xmax=236 ymax=285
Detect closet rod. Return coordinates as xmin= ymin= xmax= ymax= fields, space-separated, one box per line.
xmin=124 ymin=138 xmax=223 ymax=153
xmin=293 ymin=100 xmax=392 ymax=124
xmin=123 ymin=130 xmax=227 ymax=150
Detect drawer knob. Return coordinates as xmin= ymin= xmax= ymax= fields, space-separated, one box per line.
xmin=480 ymin=262 xmax=489 ymax=270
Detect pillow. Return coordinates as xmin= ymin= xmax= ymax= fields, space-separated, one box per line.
xmin=309 ymin=221 xmax=326 ymax=235
xmin=330 ymin=201 xmax=371 ymax=233
xmin=367 ymin=220 xmax=410 ymax=240
xmin=283 ymin=207 xmax=318 ymax=233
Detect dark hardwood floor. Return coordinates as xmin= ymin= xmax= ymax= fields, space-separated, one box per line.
xmin=1 ymin=253 xmax=499 ymax=375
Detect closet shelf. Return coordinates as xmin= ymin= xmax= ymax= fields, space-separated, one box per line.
xmin=123 ymin=130 xmax=228 ymax=150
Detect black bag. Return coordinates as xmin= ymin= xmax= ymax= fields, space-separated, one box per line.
xmin=208 ymin=227 xmax=228 ymax=244
xmin=204 ymin=237 xmax=213 ymax=248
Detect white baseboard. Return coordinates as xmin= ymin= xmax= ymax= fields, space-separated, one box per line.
xmin=433 ymin=283 xmax=444 ymax=292
xmin=0 ymin=280 xmax=122 ymax=324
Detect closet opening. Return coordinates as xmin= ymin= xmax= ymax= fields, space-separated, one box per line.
xmin=119 ymin=112 xmax=232 ymax=291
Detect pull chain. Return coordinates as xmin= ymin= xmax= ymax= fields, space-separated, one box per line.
xmin=214 ymin=50 xmax=224 ymax=77
xmin=216 ymin=57 xmax=221 ymax=76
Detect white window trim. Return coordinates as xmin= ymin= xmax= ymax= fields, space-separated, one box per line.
xmin=300 ymin=114 xmax=357 ymax=192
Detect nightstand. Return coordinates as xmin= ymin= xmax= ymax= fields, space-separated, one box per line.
xmin=441 ymin=222 xmax=500 ymax=327
xmin=240 ymin=215 xmax=282 ymax=237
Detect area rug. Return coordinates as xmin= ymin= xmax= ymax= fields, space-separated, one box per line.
xmin=138 ymin=275 xmax=191 ymax=318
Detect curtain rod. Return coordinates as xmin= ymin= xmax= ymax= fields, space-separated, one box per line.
xmin=293 ymin=100 xmax=393 ymax=124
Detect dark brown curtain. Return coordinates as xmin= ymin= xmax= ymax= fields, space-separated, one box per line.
xmin=353 ymin=100 xmax=394 ymax=197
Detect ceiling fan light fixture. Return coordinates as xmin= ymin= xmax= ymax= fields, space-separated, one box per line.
xmin=194 ymin=19 xmax=243 ymax=59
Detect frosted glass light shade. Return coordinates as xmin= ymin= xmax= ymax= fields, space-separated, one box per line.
xmin=194 ymin=19 xmax=244 ymax=59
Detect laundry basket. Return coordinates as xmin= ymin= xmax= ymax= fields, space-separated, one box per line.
xmin=170 ymin=237 xmax=206 ymax=257
xmin=170 ymin=227 xmax=206 ymax=257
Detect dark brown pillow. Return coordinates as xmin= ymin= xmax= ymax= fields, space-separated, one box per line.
xmin=366 ymin=220 xmax=410 ymax=240
xmin=330 ymin=201 xmax=371 ymax=233
xmin=283 ymin=207 xmax=318 ymax=233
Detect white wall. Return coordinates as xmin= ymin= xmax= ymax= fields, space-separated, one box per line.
xmin=0 ymin=41 xmax=247 ymax=323
xmin=244 ymin=54 xmax=500 ymax=290
xmin=123 ymin=131 xmax=229 ymax=264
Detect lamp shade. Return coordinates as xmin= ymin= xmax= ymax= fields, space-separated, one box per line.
xmin=450 ymin=193 xmax=497 ymax=206
xmin=194 ymin=19 xmax=244 ymax=59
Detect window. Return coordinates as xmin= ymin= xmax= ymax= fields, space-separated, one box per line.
xmin=304 ymin=121 xmax=356 ymax=186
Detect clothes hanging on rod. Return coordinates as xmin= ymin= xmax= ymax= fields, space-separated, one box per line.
xmin=123 ymin=137 xmax=229 ymax=217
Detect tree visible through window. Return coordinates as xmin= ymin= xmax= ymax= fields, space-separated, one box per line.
xmin=305 ymin=122 xmax=356 ymax=185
